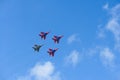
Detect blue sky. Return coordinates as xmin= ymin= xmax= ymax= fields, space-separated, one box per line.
xmin=0 ymin=0 xmax=120 ymax=80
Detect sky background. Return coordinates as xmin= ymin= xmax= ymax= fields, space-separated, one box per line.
xmin=0 ymin=0 xmax=120 ymax=80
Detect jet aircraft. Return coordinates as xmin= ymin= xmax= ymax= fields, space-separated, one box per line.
xmin=47 ymin=48 xmax=58 ymax=57
xmin=39 ymin=32 xmax=49 ymax=40
xmin=52 ymin=35 xmax=63 ymax=44
xmin=32 ymin=44 xmax=43 ymax=52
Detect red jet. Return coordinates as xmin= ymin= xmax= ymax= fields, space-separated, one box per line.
xmin=47 ymin=48 xmax=58 ymax=57
xmin=39 ymin=32 xmax=49 ymax=40
xmin=52 ymin=35 xmax=63 ymax=44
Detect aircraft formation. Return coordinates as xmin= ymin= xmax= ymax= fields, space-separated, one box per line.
xmin=32 ymin=31 xmax=63 ymax=57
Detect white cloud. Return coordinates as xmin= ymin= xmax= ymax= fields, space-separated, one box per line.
xmin=100 ymin=47 xmax=115 ymax=68
xmin=97 ymin=25 xmax=106 ymax=39
xmin=67 ymin=34 xmax=80 ymax=44
xmin=110 ymin=4 xmax=120 ymax=18
xmin=65 ymin=50 xmax=80 ymax=67
xmin=106 ymin=4 xmax=120 ymax=51
xmin=87 ymin=46 xmax=101 ymax=57
xmin=17 ymin=61 xmax=61 ymax=80
xmin=103 ymin=3 xmax=109 ymax=10
xmin=86 ymin=46 xmax=116 ymax=69
xmin=98 ymin=30 xmax=105 ymax=39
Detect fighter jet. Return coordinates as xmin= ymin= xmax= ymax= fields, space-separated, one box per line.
xmin=32 ymin=44 xmax=43 ymax=52
xmin=52 ymin=35 xmax=63 ymax=44
xmin=39 ymin=32 xmax=49 ymax=40
xmin=47 ymin=48 xmax=58 ymax=57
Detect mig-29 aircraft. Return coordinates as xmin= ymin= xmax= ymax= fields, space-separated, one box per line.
xmin=39 ymin=32 xmax=50 ymax=40
xmin=32 ymin=44 xmax=43 ymax=52
xmin=52 ymin=35 xmax=63 ymax=44
xmin=47 ymin=48 xmax=58 ymax=57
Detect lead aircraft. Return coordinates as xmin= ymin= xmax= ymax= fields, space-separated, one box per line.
xmin=39 ymin=32 xmax=50 ymax=40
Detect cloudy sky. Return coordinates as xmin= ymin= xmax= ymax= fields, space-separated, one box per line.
xmin=0 ymin=0 xmax=120 ymax=80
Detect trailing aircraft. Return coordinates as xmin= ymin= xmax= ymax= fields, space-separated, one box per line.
xmin=32 ymin=44 xmax=43 ymax=52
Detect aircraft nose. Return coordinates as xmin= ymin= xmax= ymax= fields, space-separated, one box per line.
xmin=47 ymin=32 xmax=49 ymax=34
xmin=55 ymin=48 xmax=58 ymax=50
